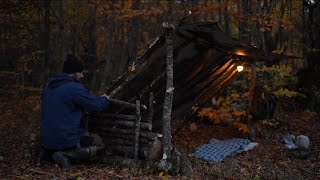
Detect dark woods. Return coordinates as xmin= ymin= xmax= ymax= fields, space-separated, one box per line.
xmin=1 ymin=0 xmax=319 ymax=108
xmin=1 ymin=1 xmax=320 ymax=179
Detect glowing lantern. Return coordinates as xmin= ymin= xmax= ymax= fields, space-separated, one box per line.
xmin=237 ymin=65 xmax=244 ymax=72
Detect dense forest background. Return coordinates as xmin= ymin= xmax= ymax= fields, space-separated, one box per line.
xmin=1 ymin=0 xmax=320 ymax=179
xmin=1 ymin=0 xmax=319 ymax=94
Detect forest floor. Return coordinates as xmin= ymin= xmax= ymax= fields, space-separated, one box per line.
xmin=0 ymin=87 xmax=319 ymax=179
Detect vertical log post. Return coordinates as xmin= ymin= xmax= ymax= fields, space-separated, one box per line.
xmin=162 ymin=23 xmax=174 ymax=160
xmin=147 ymin=92 xmax=154 ymax=130
xmin=134 ymin=100 xmax=141 ymax=161
xmin=248 ymin=64 xmax=257 ymax=141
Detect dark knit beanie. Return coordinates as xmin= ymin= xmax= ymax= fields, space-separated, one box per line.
xmin=62 ymin=54 xmax=83 ymax=74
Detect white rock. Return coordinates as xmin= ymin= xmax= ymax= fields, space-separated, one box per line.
xmin=295 ymin=135 xmax=310 ymax=150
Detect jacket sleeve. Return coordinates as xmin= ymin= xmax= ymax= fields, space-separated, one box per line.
xmin=71 ymin=84 xmax=109 ymax=112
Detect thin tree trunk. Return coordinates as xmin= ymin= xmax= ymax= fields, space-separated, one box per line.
xmin=71 ymin=1 xmax=79 ymax=56
xmin=223 ymin=0 xmax=230 ymax=35
xmin=116 ymin=0 xmax=126 ymax=77
xmin=237 ymin=2 xmax=241 ymax=40
xmin=262 ymin=0 xmax=276 ymax=52
xmin=255 ymin=0 xmax=263 ymax=48
xmin=99 ymin=1 xmax=116 ymax=93
xmin=42 ymin=0 xmax=51 ymax=86
xmin=88 ymin=4 xmax=98 ymax=90
xmin=134 ymin=100 xmax=141 ymax=161
xmin=118 ymin=20 xmax=127 ymax=76
xmin=218 ymin=0 xmax=222 ymax=23
xmin=275 ymin=0 xmax=288 ymax=48
xmin=248 ymin=64 xmax=257 ymax=141
xmin=131 ymin=0 xmax=140 ymax=65
xmin=58 ymin=0 xmax=65 ymax=72
xmin=162 ymin=27 xmax=173 ymax=160
xmin=288 ymin=0 xmax=292 ymax=52
xmin=239 ymin=0 xmax=252 ymax=45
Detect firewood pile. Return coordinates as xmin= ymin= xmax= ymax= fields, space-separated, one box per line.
xmin=88 ymin=19 xmax=272 ymax=160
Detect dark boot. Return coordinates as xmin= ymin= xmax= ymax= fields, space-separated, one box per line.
xmin=64 ymin=145 xmax=105 ymax=161
xmin=65 ymin=146 xmax=96 ymax=160
xmin=51 ymin=151 xmax=74 ymax=169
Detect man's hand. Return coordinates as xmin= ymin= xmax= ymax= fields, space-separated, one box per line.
xmin=101 ymin=94 xmax=110 ymax=100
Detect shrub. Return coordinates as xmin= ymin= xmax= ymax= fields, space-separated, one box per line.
xmin=192 ymin=65 xmax=303 ymax=133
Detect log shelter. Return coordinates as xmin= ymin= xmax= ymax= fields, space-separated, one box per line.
xmin=87 ymin=20 xmax=276 ymax=160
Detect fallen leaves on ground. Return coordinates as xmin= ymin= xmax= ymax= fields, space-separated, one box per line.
xmin=0 ymin=90 xmax=319 ymax=179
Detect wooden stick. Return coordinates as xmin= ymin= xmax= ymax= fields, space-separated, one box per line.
xmin=93 ymin=127 xmax=162 ymax=140
xmin=26 ymin=168 xmax=59 ymax=177
xmin=147 ymin=92 xmax=154 ymax=126
xmin=89 ymin=113 xmax=136 ymax=120
xmin=99 ymin=133 xmax=154 ymax=144
xmin=109 ymin=99 xmax=147 ymax=110
xmin=89 ymin=118 xmax=152 ymax=130
xmin=134 ymin=100 xmax=141 ymax=161
xmin=102 ymin=137 xmax=152 ymax=146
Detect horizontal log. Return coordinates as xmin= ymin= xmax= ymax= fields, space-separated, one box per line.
xmin=92 ymin=127 xmax=162 ymax=140
xmin=99 ymin=133 xmax=154 ymax=144
xmin=89 ymin=118 xmax=152 ymax=130
xmin=105 ymin=138 xmax=134 ymax=146
xmin=93 ymin=131 xmax=158 ymax=143
xmin=109 ymin=99 xmax=147 ymax=110
xmin=102 ymin=137 xmax=153 ymax=147
xmin=89 ymin=113 xmax=136 ymax=121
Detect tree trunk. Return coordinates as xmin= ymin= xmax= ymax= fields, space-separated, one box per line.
xmin=99 ymin=0 xmax=116 ymax=93
xmin=272 ymin=0 xmax=288 ymax=66
xmin=42 ymin=0 xmax=51 ymax=86
xmin=253 ymin=0 xmax=262 ymax=48
xmin=223 ymin=0 xmax=230 ymax=35
xmin=239 ymin=0 xmax=251 ymax=45
xmin=57 ymin=0 xmax=65 ymax=73
xmin=248 ymin=64 xmax=257 ymax=141
xmin=87 ymin=4 xmax=98 ymax=90
xmin=218 ymin=0 xmax=222 ymax=23
xmin=134 ymin=100 xmax=141 ymax=161
xmin=131 ymin=0 xmax=140 ymax=66
xmin=262 ymin=0 xmax=276 ymax=66
xmin=71 ymin=1 xmax=79 ymax=55
xmin=162 ymin=28 xmax=173 ymax=160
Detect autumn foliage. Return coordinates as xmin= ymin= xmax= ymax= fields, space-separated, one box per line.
xmin=193 ymin=65 xmax=303 ymax=134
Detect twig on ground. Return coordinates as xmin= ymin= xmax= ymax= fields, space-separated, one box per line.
xmin=26 ymin=168 xmax=60 ymax=177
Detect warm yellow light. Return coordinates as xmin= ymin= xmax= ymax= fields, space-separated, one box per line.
xmin=235 ymin=50 xmax=246 ymax=56
xmin=237 ymin=65 xmax=244 ymax=72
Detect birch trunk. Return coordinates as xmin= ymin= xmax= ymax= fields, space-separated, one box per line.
xmin=162 ymin=28 xmax=174 ymax=160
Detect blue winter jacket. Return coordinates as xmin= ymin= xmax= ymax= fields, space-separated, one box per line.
xmin=41 ymin=73 xmax=109 ymax=149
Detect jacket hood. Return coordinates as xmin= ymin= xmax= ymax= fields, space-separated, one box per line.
xmin=47 ymin=73 xmax=75 ymax=89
